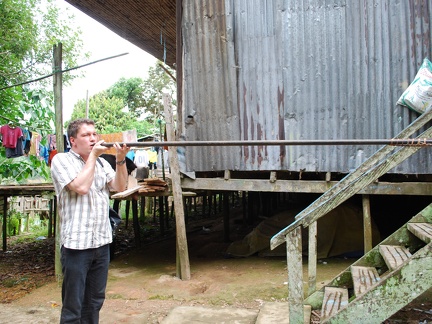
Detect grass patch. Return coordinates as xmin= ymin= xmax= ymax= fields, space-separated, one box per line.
xmin=3 ymin=276 xmax=29 ymax=288
xmin=148 ymin=294 xmax=175 ymax=301
xmin=8 ymin=229 xmax=49 ymax=246
xmin=106 ymin=293 xmax=124 ymax=300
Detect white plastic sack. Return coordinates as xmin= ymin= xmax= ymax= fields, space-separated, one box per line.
xmin=397 ymin=58 xmax=432 ymax=114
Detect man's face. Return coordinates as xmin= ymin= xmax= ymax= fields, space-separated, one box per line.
xmin=70 ymin=123 xmax=98 ymax=157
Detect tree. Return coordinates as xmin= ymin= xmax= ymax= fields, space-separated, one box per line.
xmin=66 ymin=61 xmax=177 ymax=139
xmin=107 ymin=77 xmax=146 ymax=118
xmin=141 ymin=63 xmax=176 ymax=124
xmin=0 ymin=0 xmax=87 ymax=183
xmin=106 ymin=64 xmax=177 ymax=124
xmin=0 ymin=0 xmax=87 ymax=133
xmin=68 ymin=91 xmax=154 ymax=136
xmin=70 ymin=91 xmax=130 ymax=132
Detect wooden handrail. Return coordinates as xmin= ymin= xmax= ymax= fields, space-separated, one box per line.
xmin=270 ymin=108 xmax=432 ymax=250
xmin=269 ymin=109 xmax=432 ymax=323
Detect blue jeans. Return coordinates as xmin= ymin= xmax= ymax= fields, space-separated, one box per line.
xmin=60 ymin=244 xmax=110 ymax=324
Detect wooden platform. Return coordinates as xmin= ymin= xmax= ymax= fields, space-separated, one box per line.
xmin=351 ymin=266 xmax=380 ymax=296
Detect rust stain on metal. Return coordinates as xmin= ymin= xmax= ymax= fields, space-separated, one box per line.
xmin=257 ymin=119 xmax=263 ymax=166
xmin=278 ymin=85 xmax=286 ymax=164
xmin=243 ymin=82 xmax=249 ymax=163
xmin=250 ymin=109 xmax=255 ymax=165
xmin=409 ymin=0 xmax=431 ymax=59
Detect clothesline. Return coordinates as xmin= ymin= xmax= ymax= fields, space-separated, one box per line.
xmin=0 ymin=53 xmax=128 ymax=91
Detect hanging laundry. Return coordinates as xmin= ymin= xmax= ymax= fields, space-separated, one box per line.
xmin=0 ymin=124 xmax=23 ymax=149
xmin=22 ymin=128 xmax=32 ymax=155
xmin=39 ymin=144 xmax=49 ymax=164
xmin=5 ymin=131 xmax=24 ymax=158
xmin=46 ymin=134 xmax=57 ymax=166
xmin=64 ymin=133 xmax=71 ymax=152
xmin=29 ymin=131 xmax=42 ymax=159
xmin=47 ymin=134 xmax=56 ymax=151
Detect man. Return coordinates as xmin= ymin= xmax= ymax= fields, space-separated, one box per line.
xmin=50 ymin=118 xmax=129 ymax=323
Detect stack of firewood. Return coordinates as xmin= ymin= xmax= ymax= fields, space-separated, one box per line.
xmin=138 ymin=178 xmax=168 ymax=193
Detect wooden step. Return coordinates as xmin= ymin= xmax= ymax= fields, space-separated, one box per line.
xmin=321 ymin=287 xmax=349 ymax=321
xmin=407 ymin=222 xmax=432 ymax=243
xmin=351 ymin=266 xmax=381 ymax=296
xmin=379 ymin=245 xmax=412 ymax=271
xmin=304 ymin=304 xmax=312 ymax=324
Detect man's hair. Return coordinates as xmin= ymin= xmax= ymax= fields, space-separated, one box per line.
xmin=67 ymin=118 xmax=95 ymax=138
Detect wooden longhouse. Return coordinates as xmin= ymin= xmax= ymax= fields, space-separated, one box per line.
xmin=64 ymin=0 xmax=432 ymax=322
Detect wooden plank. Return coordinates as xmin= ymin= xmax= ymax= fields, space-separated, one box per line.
xmin=144 ymin=178 xmax=167 ymax=185
xmin=181 ymin=178 xmax=432 ymax=196
xmin=182 ymin=191 xmax=197 ymax=197
xmin=321 ymin=287 xmax=349 ymax=321
xmin=142 ymin=185 xmax=168 ymax=191
xmin=407 ymin=223 xmax=432 ymax=243
xmin=379 ymin=245 xmax=412 ymax=271
xmin=111 ymin=186 xmax=143 ymax=199
xmin=351 ymin=266 xmax=380 ymax=296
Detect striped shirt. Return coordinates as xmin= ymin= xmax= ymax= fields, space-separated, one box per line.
xmin=50 ymin=150 xmax=116 ymax=250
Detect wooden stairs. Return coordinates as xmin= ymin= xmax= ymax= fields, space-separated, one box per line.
xmin=269 ymin=109 xmax=432 ymax=323
xmin=304 ymin=204 xmax=432 ymax=323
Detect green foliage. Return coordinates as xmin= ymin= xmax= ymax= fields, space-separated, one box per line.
xmin=69 ymin=91 xmax=134 ymax=133
xmin=107 ymin=77 xmax=146 ymax=117
xmin=141 ymin=63 xmax=176 ymax=123
xmin=0 ymin=150 xmax=52 ymax=184
xmin=8 ymin=215 xmax=20 ymax=236
xmin=68 ymin=90 xmax=156 ymax=136
xmin=0 ymin=0 xmax=87 ymax=183
xmin=67 ymin=62 xmax=177 ymax=136
xmin=0 ymin=0 xmax=87 ymax=89
xmin=7 ymin=225 xmax=48 ymax=244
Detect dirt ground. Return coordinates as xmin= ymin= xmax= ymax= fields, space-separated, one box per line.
xmin=1 ymin=213 xmax=431 ymax=323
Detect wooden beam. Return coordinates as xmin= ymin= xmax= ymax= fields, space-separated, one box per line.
xmin=53 ymin=43 xmax=63 ymax=281
xmin=362 ymin=195 xmax=373 ymax=253
xmin=181 ymin=178 xmax=432 ymax=196
xmin=271 ymin=110 xmax=432 ymax=249
xmin=163 ymin=93 xmax=190 ymax=280
xmin=308 ymin=221 xmax=317 ymax=296
xmin=287 ymin=227 xmax=304 ymax=323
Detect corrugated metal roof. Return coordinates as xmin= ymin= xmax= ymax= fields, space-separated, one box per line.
xmin=182 ymin=0 xmax=432 ymax=174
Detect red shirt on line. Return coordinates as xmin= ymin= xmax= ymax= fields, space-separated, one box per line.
xmin=0 ymin=125 xmax=23 ymax=148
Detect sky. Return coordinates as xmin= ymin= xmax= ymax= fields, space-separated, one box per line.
xmin=58 ymin=1 xmax=157 ymax=121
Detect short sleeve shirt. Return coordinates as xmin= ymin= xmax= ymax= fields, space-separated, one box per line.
xmin=50 ymin=150 xmax=116 ymax=250
xmin=134 ymin=150 xmax=149 ymax=167
xmin=0 ymin=125 xmax=23 ymax=148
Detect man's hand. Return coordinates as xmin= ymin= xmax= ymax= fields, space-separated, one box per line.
xmin=110 ymin=142 xmax=130 ymax=192
xmin=91 ymin=140 xmax=109 ymax=158
xmin=113 ymin=142 xmax=130 ymax=162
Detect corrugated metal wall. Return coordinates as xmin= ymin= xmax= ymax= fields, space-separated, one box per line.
xmin=182 ymin=0 xmax=432 ymax=174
